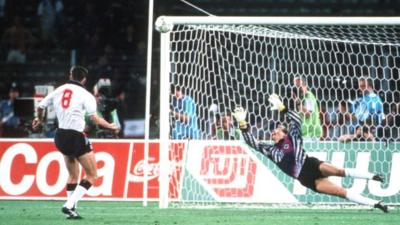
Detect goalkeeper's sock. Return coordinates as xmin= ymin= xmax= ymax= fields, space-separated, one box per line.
xmin=346 ymin=190 xmax=378 ymax=206
xmin=66 ymin=183 xmax=78 ymax=209
xmin=64 ymin=180 xmax=92 ymax=209
xmin=344 ymin=168 xmax=374 ymax=180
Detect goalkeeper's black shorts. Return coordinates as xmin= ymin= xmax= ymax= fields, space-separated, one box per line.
xmin=297 ymin=156 xmax=326 ymax=192
xmin=55 ymin=128 xmax=93 ymax=158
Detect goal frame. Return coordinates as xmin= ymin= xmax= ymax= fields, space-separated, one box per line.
xmin=156 ymin=16 xmax=400 ymax=208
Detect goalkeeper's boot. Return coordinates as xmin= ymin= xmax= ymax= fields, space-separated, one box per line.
xmin=372 ymin=174 xmax=384 ymax=183
xmin=62 ymin=206 xmax=83 ymax=219
xmin=374 ymin=201 xmax=389 ymax=213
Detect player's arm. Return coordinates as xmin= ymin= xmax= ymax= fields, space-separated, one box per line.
xmin=32 ymin=90 xmax=56 ymax=130
xmin=32 ymin=107 xmax=45 ymax=130
xmin=298 ymin=97 xmax=314 ymax=118
xmin=172 ymin=101 xmax=189 ymax=123
xmin=232 ymin=107 xmax=274 ymax=154
xmin=173 ymin=99 xmax=195 ymax=124
xmin=371 ymin=96 xmax=385 ymax=125
xmin=110 ymin=109 xmax=121 ymax=134
xmin=90 ymin=114 xmax=118 ymax=130
xmin=173 ymin=111 xmax=189 ymax=124
xmin=85 ymin=94 xmax=118 ymax=131
xmin=269 ymin=94 xmax=301 ymax=134
xmin=286 ymin=109 xmax=302 ymax=138
xmin=349 ymin=99 xmax=362 ymax=122
xmin=338 ymin=133 xmax=356 ymax=142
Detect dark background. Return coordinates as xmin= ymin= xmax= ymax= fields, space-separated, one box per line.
xmin=0 ymin=0 xmax=399 ymax=137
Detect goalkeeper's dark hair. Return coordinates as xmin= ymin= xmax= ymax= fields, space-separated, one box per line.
xmin=70 ymin=65 xmax=89 ymax=82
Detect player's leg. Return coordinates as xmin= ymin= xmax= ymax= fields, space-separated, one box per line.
xmin=63 ymin=155 xmax=79 ymax=209
xmin=315 ymin=178 xmax=388 ymax=213
xmin=64 ymin=151 xmax=97 ymax=210
xmin=55 ymin=129 xmax=83 ymax=219
xmin=314 ymin=177 xmax=346 ymax=197
xmin=77 ymin=151 xmax=98 ymax=184
xmin=319 ymin=162 xmax=383 ymax=182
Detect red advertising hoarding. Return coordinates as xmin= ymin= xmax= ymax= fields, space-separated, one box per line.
xmin=0 ymin=139 xmax=184 ymax=200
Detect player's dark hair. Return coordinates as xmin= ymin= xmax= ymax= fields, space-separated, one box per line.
xmin=359 ymin=76 xmax=373 ymax=89
xmin=70 ymin=65 xmax=88 ymax=81
xmin=172 ymin=84 xmax=185 ymax=94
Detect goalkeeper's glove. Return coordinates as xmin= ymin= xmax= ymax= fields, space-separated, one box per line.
xmin=268 ymin=93 xmax=285 ymax=112
xmin=232 ymin=106 xmax=248 ymax=129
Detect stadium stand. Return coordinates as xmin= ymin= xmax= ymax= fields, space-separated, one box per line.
xmin=0 ymin=0 xmax=399 ymax=137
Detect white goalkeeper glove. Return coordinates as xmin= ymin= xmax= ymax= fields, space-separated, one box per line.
xmin=232 ymin=106 xmax=248 ymax=129
xmin=268 ymin=93 xmax=285 ymax=112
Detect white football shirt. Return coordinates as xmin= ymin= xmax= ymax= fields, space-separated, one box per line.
xmin=38 ymin=81 xmax=97 ymax=132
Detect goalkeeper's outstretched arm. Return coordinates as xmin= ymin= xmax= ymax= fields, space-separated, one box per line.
xmin=285 ymin=109 xmax=302 ymax=141
xmin=232 ymin=107 xmax=274 ymax=156
xmin=269 ymin=93 xmax=302 ymax=139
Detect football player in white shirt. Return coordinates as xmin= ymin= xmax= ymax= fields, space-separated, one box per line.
xmin=32 ymin=66 xmax=118 ymax=219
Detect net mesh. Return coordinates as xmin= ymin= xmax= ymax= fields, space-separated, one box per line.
xmin=169 ymin=24 xmax=400 ymax=141
xmin=166 ymin=23 xmax=400 ymax=207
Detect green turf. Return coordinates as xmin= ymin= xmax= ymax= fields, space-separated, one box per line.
xmin=0 ymin=200 xmax=398 ymax=225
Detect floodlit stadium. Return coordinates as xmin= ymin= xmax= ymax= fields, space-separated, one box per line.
xmin=0 ymin=1 xmax=399 ymax=224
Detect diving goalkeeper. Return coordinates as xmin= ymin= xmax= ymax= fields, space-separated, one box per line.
xmin=233 ymin=94 xmax=388 ymax=213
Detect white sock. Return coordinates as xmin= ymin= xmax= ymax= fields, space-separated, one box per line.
xmin=345 ymin=168 xmax=374 ymax=179
xmin=346 ymin=190 xmax=378 ymax=206
xmin=66 ymin=183 xmax=78 ymax=209
xmin=64 ymin=183 xmax=90 ymax=209
xmin=67 ymin=190 xmax=73 ymax=198
xmin=67 ymin=191 xmax=78 ymax=209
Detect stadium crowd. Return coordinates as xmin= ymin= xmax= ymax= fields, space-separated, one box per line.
xmin=0 ymin=0 xmax=147 ymax=124
xmin=0 ymin=0 xmax=399 ymax=141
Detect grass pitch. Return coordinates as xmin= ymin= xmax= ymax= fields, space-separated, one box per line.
xmin=0 ymin=200 xmax=398 ymax=225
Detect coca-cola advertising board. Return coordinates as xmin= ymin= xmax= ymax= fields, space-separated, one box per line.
xmin=2 ymin=139 xmax=399 ymax=204
xmin=0 ymin=139 xmax=184 ymax=200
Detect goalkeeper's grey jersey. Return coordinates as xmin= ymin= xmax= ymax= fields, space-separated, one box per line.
xmin=241 ymin=110 xmax=306 ymax=178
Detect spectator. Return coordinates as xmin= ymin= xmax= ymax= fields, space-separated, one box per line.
xmin=54 ymin=0 xmax=65 ymax=40
xmin=95 ymin=44 xmax=116 ymax=74
xmin=338 ymin=126 xmax=375 ymax=142
xmin=118 ymin=24 xmax=137 ymax=50
xmin=85 ymin=78 xmax=121 ymax=138
xmin=382 ymin=103 xmax=400 ymax=142
xmin=293 ymin=76 xmax=323 ymax=140
xmin=0 ymin=82 xmax=26 ymax=137
xmin=207 ymin=103 xmax=219 ymax=139
xmin=0 ymin=0 xmax=5 ymax=31
xmin=336 ymin=101 xmax=353 ymax=137
xmin=171 ymin=86 xmax=200 ymax=139
xmin=114 ymin=87 xmax=127 ymax=138
xmin=81 ymin=2 xmax=98 ymax=34
xmin=37 ymin=0 xmax=63 ymax=43
xmin=348 ymin=76 xmax=385 ymax=129
xmin=324 ymin=101 xmax=353 ymax=140
xmin=2 ymin=16 xmax=35 ymax=63
xmin=215 ymin=112 xmax=242 ymax=140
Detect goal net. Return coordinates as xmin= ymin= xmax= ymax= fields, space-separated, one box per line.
xmin=156 ymin=17 xmax=400 ymax=208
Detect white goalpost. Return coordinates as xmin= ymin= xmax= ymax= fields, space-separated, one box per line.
xmin=156 ymin=16 xmax=400 ymax=208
